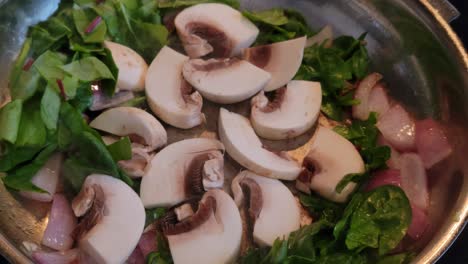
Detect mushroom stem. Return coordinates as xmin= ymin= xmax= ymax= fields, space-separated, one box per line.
xmin=72 ymin=184 xmax=106 ymax=241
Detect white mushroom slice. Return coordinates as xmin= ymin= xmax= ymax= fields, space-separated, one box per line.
xmin=165 ymin=189 xmax=242 ymax=264
xmin=140 ymin=138 xmax=225 ymax=208
xmin=20 ymin=154 xmax=63 ymax=202
xmin=89 ymin=107 xmax=167 ymax=151
xmin=251 ymin=80 xmax=322 ymax=140
xmin=299 ymin=126 xmax=365 ymax=202
xmin=174 ymin=3 xmax=259 ymax=58
xmin=182 ymin=58 xmax=271 ymax=104
xmin=146 ymin=46 xmax=204 ymax=129
xmin=175 ymin=203 xmax=195 ymax=221
xmin=218 ymin=108 xmax=301 ymax=180
xmin=243 ymin=36 xmax=306 ymax=91
xmin=232 ymin=171 xmax=301 ymax=246
xmin=76 ymin=174 xmax=145 ymax=264
xmin=104 ymin=41 xmax=148 ymax=92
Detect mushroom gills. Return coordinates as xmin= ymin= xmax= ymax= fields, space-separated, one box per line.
xmin=251 ymin=80 xmax=322 ymax=140
xmin=75 ymin=174 xmax=145 ymax=264
xmin=182 ymin=58 xmax=271 ymax=104
xmin=166 ymin=189 xmax=242 ymax=264
xmin=243 ymin=36 xmax=306 ymax=91
xmin=140 ymin=138 xmax=225 ymax=208
xmin=218 ymin=108 xmax=302 ymax=180
xmin=89 ymin=106 xmax=167 ymax=151
xmin=232 ymin=171 xmax=301 ymax=246
xmin=298 ymin=126 xmax=365 ymax=202
xmin=104 ymin=41 xmax=148 ymax=92
xmin=146 ymin=46 xmax=204 ymax=129
xmin=175 ymin=3 xmax=259 ymax=58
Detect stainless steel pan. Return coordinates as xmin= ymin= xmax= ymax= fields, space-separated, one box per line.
xmin=0 ymin=0 xmax=466 ymax=263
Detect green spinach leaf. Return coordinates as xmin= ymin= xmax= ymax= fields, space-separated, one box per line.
xmin=107 ymin=136 xmax=132 ymax=161
xmin=41 ymin=85 xmax=62 ymax=131
xmin=345 ymin=186 xmax=411 ymax=255
xmin=16 ymin=98 xmax=47 ymax=147
xmin=72 ymin=7 xmax=107 ymax=44
xmin=0 ymin=100 xmax=23 ymax=144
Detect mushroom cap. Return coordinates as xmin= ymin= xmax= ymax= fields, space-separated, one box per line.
xmin=174 ymin=3 xmax=259 ymax=58
xmin=146 ymin=46 xmax=204 ymax=129
xmin=182 ymin=58 xmax=271 ymax=104
xmin=140 ymin=138 xmax=225 ymax=208
xmin=243 ymin=36 xmax=306 ymax=91
xmin=167 ymin=189 xmax=242 ymax=264
xmin=79 ymin=174 xmax=145 ymax=264
xmin=306 ymin=126 xmax=365 ymax=202
xmin=104 ymin=41 xmax=148 ymax=92
xmin=251 ymin=80 xmax=322 ymax=140
xmin=232 ymin=171 xmax=301 ymax=246
xmin=218 ymin=108 xmax=301 ymax=180
xmin=89 ymin=106 xmax=167 ymax=151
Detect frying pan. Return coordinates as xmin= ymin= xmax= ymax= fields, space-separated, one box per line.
xmin=0 ymin=0 xmax=466 ymax=263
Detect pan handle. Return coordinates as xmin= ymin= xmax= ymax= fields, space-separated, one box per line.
xmin=427 ymin=0 xmax=460 ymax=22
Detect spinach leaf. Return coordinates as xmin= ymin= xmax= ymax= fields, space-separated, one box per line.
xmin=243 ymin=9 xmax=289 ymax=26
xmin=0 ymin=100 xmax=23 ymax=144
xmin=147 ymin=252 xmax=171 ymax=264
xmin=297 ymin=34 xmax=370 ymax=121
xmin=69 ymin=82 xmax=93 ymax=111
xmin=41 ymin=85 xmax=62 ymax=131
xmin=61 ymin=56 xmax=114 ymax=82
xmin=333 ymin=193 xmax=365 ymax=240
xmin=62 ymin=156 xmax=108 ymax=192
xmin=107 ymin=136 xmax=132 ymax=162
xmin=2 ymin=143 xmax=57 ymax=192
xmin=333 ymin=113 xmax=391 ymax=191
xmin=145 ymin=207 xmax=166 ymax=227
xmin=30 ymin=16 xmax=72 ymax=56
xmin=244 ymin=8 xmax=313 ymax=45
xmin=300 ymin=194 xmax=343 ymax=224
xmin=345 ymin=186 xmax=411 ymax=255
xmin=0 ymin=145 xmax=42 ymax=172
xmin=157 ymin=0 xmax=240 ymax=9
xmin=10 ymin=68 xmax=44 ymax=101
xmin=16 ymin=98 xmax=47 ymax=147
xmin=117 ymin=95 xmax=147 ymax=107
xmin=33 ymin=51 xmax=68 ymax=82
xmin=57 ymin=102 xmax=86 ymax=149
xmin=72 ymin=7 xmax=107 ymax=44
xmin=376 ymin=253 xmax=412 ymax=264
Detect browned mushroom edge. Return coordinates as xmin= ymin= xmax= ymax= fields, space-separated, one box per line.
xmin=258 ymin=87 xmax=287 ymax=113
xmin=72 ymin=184 xmax=107 ymax=241
xmin=244 ymin=45 xmax=272 ymax=69
xmin=186 ymin=22 xmax=232 ymax=58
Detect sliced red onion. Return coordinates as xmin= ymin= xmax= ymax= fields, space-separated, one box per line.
xmin=407 ymin=204 xmax=429 ymax=240
xmin=138 ymin=229 xmax=158 ymax=259
xmin=32 ymin=249 xmax=79 ymax=264
xmin=352 ymin=72 xmax=383 ymax=120
xmin=90 ymin=90 xmax=135 ymax=111
xmin=127 ymin=246 xmax=145 ymax=264
xmin=42 ymin=194 xmax=77 ymax=251
xmin=365 ymin=169 xmax=401 ymax=191
xmin=306 ymin=25 xmax=333 ymax=48
xmin=377 ymin=104 xmax=416 ymax=151
xmin=20 ymin=154 xmax=62 ymax=202
xmin=399 ymin=153 xmax=429 ymax=210
xmin=368 ymin=84 xmax=390 ymax=117
xmin=415 ymin=119 xmax=453 ymax=169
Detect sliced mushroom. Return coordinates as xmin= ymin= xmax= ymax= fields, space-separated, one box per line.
xmin=251 ymin=80 xmax=322 ymax=140
xmin=146 ymin=46 xmax=204 ymax=129
xmin=20 ymin=153 xmax=63 ymax=202
xmin=297 ymin=126 xmax=365 ymax=202
xmin=174 ymin=3 xmax=259 ymax=58
xmin=218 ymin=108 xmax=301 ymax=180
xmin=232 ymin=171 xmax=301 ymax=246
xmin=164 ymin=189 xmax=242 ymax=264
xmin=89 ymin=106 xmax=167 ymax=151
xmin=74 ymin=174 xmax=145 ymax=263
xmin=140 ymin=138 xmax=225 ymax=208
xmin=182 ymin=58 xmax=271 ymax=104
xmin=243 ymin=36 xmax=306 ymax=91
xmin=104 ymin=41 xmax=148 ymax=92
